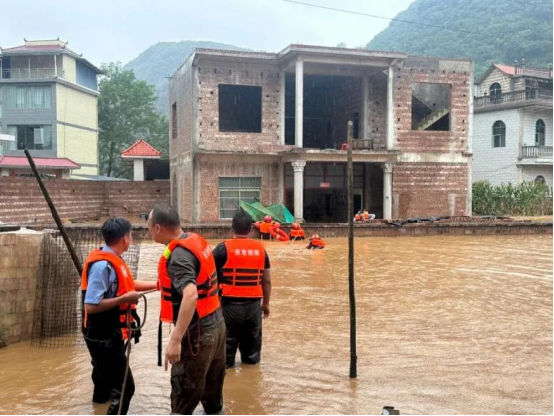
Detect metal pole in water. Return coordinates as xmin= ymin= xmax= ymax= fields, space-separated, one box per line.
xmin=24 ymin=148 xmax=83 ymax=275
xmin=347 ymin=121 xmax=357 ymax=378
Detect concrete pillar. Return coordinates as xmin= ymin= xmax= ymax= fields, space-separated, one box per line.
xmin=133 ymin=159 xmax=144 ymax=181
xmin=382 ymin=163 xmax=394 ymax=219
xmin=386 ymin=64 xmax=395 ymax=150
xmin=292 ymin=160 xmax=306 ymax=222
xmin=361 ymin=76 xmax=369 ymax=139
xmin=279 ymin=71 xmax=286 ymax=145
xmin=278 ymin=162 xmax=284 ymax=204
xmin=517 ymin=165 xmax=523 ymax=184
xmin=295 ymin=59 xmax=304 ymax=148
xmin=54 ymin=54 xmax=57 ymax=78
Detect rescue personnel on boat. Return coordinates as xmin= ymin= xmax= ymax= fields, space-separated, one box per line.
xmin=213 ymin=210 xmax=272 ymax=368
xmin=148 ymin=204 xmax=225 ymax=415
xmin=362 ymin=209 xmax=376 ymax=222
xmin=258 ymin=215 xmax=273 ymax=240
xmin=307 ymin=234 xmax=326 ymax=250
xmin=81 ymin=217 xmax=157 ymax=415
xmin=354 ymin=211 xmax=362 ymax=223
xmin=289 ymin=222 xmax=306 ymax=240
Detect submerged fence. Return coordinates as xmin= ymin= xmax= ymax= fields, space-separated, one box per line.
xmin=31 ymin=228 xmax=144 ymax=348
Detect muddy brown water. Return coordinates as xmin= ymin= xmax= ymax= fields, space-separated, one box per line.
xmin=0 ymin=235 xmax=552 ymax=415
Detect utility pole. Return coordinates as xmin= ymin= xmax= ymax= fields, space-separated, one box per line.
xmin=347 ymin=121 xmax=357 ymax=378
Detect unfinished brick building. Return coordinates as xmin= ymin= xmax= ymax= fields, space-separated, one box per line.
xmin=169 ymin=45 xmax=473 ymax=223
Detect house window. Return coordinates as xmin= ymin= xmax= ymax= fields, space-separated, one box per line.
xmin=535 ymin=119 xmax=545 ymax=146
xmin=219 ymin=177 xmax=261 ymax=219
xmin=218 ymin=85 xmax=262 ymax=133
xmin=411 ymin=83 xmax=451 ymax=131
xmin=535 ymin=175 xmax=546 ymax=184
xmin=489 ymin=83 xmax=502 ymax=104
xmin=492 ymin=120 xmax=506 ymax=148
xmin=172 ymin=102 xmax=177 ymax=139
xmin=8 ymin=125 xmax=53 ymax=150
xmin=5 ymin=85 xmax=52 ymax=109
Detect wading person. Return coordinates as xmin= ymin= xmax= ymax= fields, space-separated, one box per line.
xmin=307 ymin=234 xmax=326 ymax=250
xmin=81 ymin=217 xmax=157 ymax=415
xmin=148 ymin=204 xmax=225 ymax=415
xmin=213 ymin=210 xmax=272 ymax=368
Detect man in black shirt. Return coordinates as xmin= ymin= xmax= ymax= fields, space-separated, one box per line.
xmin=148 ymin=204 xmax=225 ymax=415
xmin=212 ymin=211 xmax=272 ymax=368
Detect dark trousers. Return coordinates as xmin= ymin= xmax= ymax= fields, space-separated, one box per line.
xmin=85 ymin=337 xmax=135 ymax=415
xmin=170 ymin=319 xmax=226 ymax=415
xmin=222 ymin=299 xmax=262 ymax=368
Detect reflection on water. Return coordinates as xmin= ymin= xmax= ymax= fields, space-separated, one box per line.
xmin=0 ymin=235 xmax=552 ymax=415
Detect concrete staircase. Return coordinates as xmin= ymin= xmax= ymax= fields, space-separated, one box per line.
xmin=416 ymin=108 xmax=450 ymax=131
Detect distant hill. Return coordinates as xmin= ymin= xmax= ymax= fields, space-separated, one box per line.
xmin=124 ymin=41 xmax=248 ymax=114
xmin=368 ymin=0 xmax=553 ymax=78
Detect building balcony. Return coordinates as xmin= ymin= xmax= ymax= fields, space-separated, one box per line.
xmin=521 ymin=145 xmax=553 ymax=160
xmin=474 ymin=89 xmax=553 ymax=112
xmin=0 ymin=68 xmax=65 ymax=80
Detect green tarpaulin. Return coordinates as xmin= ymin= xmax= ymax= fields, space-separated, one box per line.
xmin=239 ymin=201 xmax=294 ymax=224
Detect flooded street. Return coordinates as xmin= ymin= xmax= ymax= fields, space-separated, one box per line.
xmin=0 ymin=235 xmax=552 ymax=415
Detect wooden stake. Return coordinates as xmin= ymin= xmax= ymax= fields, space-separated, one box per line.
xmin=347 ymin=121 xmax=357 ymax=378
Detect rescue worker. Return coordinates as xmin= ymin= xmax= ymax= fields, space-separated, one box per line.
xmin=259 ymin=215 xmax=273 ymax=240
xmin=289 ymin=222 xmax=306 ymax=240
xmin=212 ymin=210 xmax=271 ymax=368
xmin=354 ymin=211 xmax=362 ymax=223
xmin=307 ymin=234 xmax=326 ymax=250
xmin=147 ymin=204 xmax=225 ymax=415
xmin=362 ymin=210 xmax=376 ymax=222
xmin=81 ymin=217 xmax=157 ymax=415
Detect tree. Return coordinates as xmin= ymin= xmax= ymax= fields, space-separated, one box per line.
xmin=98 ymin=62 xmax=169 ymax=177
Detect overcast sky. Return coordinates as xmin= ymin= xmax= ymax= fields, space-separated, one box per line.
xmin=1 ymin=0 xmax=414 ymax=65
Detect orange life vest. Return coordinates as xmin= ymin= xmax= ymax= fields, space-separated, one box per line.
xmin=363 ymin=212 xmax=369 ymax=221
xmin=259 ymin=222 xmax=272 ymax=234
xmin=355 ymin=214 xmax=361 ymax=222
xmin=290 ymin=229 xmax=305 ymax=239
xmin=81 ymin=249 xmax=137 ymax=341
xmin=310 ymin=239 xmax=326 ymax=248
xmin=220 ymin=239 xmax=265 ymax=298
xmin=158 ymin=233 xmax=220 ymax=324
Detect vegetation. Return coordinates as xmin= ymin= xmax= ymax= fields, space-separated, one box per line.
xmin=368 ymin=0 xmax=553 ymax=78
xmin=124 ymin=41 xmax=248 ymax=114
xmin=472 ymin=180 xmax=553 ymax=216
xmin=98 ymin=63 xmax=169 ymax=178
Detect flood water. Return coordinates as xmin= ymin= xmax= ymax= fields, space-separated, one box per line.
xmin=0 ymin=235 xmax=552 ymax=415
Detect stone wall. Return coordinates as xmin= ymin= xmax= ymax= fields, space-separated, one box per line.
xmin=0 ymin=177 xmax=170 ymax=225
xmin=0 ymin=230 xmax=43 ymax=344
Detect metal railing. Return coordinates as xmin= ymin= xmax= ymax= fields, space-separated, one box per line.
xmin=522 ymin=146 xmax=553 ymax=159
xmin=474 ymin=89 xmax=553 ymax=109
xmin=1 ymin=68 xmax=65 ymax=79
xmin=351 ymin=139 xmax=373 ymax=150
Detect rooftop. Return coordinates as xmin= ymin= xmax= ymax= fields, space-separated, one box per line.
xmin=0 ymin=155 xmax=80 ymax=169
xmin=121 ymin=139 xmax=162 ymax=158
xmin=0 ymin=39 xmax=102 ymax=73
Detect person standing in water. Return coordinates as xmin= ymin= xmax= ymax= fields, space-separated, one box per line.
xmin=148 ymin=204 xmax=225 ymax=415
xmin=81 ymin=217 xmax=157 ymax=415
xmin=212 ymin=210 xmax=272 ymax=368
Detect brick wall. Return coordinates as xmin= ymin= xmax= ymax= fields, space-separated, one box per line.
xmin=393 ymin=163 xmax=468 ymax=217
xmin=196 ymin=61 xmax=281 ymax=152
xmin=0 ymin=230 xmax=42 ymax=344
xmin=368 ymin=72 xmax=388 ymax=150
xmin=197 ymin=159 xmax=280 ymax=223
xmin=0 ymin=177 xmax=169 ymax=225
xmin=393 ymin=58 xmax=471 ymax=153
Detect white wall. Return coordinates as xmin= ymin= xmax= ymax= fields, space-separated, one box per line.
xmin=522 ymin=165 xmax=553 ymax=186
xmin=522 ymin=109 xmax=553 ymax=147
xmin=473 ymin=108 xmax=520 ymax=186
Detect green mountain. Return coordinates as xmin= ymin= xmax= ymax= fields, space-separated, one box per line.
xmin=124 ymin=41 xmax=248 ymax=114
xmin=368 ymin=0 xmax=553 ymax=78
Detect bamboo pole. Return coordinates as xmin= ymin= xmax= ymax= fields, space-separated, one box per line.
xmin=347 ymin=121 xmax=357 ymax=378
xmin=24 ymin=148 xmax=83 ymax=276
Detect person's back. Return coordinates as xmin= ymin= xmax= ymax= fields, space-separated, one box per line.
xmin=213 ymin=210 xmax=271 ymax=368
xmin=148 ymin=204 xmax=225 ymax=415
